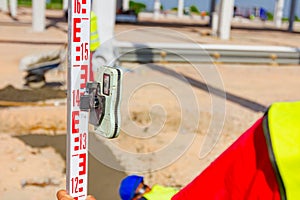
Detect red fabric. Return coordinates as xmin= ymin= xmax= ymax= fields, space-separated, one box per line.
xmin=172 ymin=118 xmax=281 ymax=200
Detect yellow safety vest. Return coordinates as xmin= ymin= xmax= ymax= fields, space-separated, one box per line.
xmin=90 ymin=11 xmax=100 ymax=51
xmin=143 ymin=184 xmax=178 ymax=200
xmin=263 ymin=101 xmax=300 ymax=200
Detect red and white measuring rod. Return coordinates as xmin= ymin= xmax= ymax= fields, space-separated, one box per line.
xmin=67 ymin=0 xmax=91 ymax=199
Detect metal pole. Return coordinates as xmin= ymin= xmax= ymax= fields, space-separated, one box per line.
xmin=209 ymin=0 xmax=216 ymax=27
xmin=9 ymin=0 xmax=17 ymax=17
xmin=217 ymin=0 xmax=234 ymax=40
xmin=123 ymin=0 xmax=129 ymax=11
xmin=288 ymin=0 xmax=297 ymax=32
xmin=211 ymin=12 xmax=218 ymax=36
xmin=93 ymin=0 xmax=116 ymax=43
xmin=92 ymin=0 xmax=116 ymax=67
xmin=63 ymin=0 xmax=68 ymax=11
xmin=274 ymin=0 xmax=284 ymax=28
xmin=0 ymin=0 xmax=8 ymax=12
xmin=153 ymin=0 xmax=161 ymax=19
xmin=32 ymin=0 xmax=45 ymax=32
xmin=177 ymin=0 xmax=184 ymax=18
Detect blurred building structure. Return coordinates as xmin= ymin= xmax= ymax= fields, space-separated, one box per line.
xmin=0 ymin=0 xmax=298 ymax=39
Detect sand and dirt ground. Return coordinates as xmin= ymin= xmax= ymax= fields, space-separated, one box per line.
xmin=0 ymin=7 xmax=300 ymax=200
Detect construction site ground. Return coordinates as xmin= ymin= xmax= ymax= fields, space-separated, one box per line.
xmin=0 ymin=7 xmax=300 ymax=200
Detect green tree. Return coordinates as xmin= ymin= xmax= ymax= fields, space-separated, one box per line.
xmin=190 ymin=5 xmax=200 ymax=14
xmin=129 ymin=0 xmax=146 ymax=15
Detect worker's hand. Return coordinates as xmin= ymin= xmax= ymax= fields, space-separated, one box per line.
xmin=56 ymin=190 xmax=73 ymax=200
xmin=56 ymin=189 xmax=96 ymax=200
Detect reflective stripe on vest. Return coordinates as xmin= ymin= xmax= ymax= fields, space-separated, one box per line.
xmin=90 ymin=11 xmax=100 ymax=51
xmin=143 ymin=185 xmax=178 ymax=200
xmin=265 ymin=101 xmax=300 ymax=200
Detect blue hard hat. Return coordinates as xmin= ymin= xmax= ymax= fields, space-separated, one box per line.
xmin=119 ymin=175 xmax=144 ymax=200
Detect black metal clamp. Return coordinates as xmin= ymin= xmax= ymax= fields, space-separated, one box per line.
xmin=80 ymin=82 xmax=105 ymax=126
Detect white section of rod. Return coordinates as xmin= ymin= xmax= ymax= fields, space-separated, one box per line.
xmin=32 ymin=0 xmax=46 ymax=32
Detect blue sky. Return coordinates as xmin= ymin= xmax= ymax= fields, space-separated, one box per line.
xmin=134 ymin=0 xmax=299 ymax=18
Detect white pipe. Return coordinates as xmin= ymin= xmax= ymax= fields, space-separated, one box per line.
xmin=0 ymin=0 xmax=8 ymax=12
xmin=177 ymin=0 xmax=184 ymax=18
xmin=217 ymin=0 xmax=234 ymax=40
xmin=9 ymin=0 xmax=17 ymax=17
xmin=32 ymin=0 xmax=46 ymax=32
xmin=153 ymin=0 xmax=161 ymax=19
xmin=63 ymin=0 xmax=68 ymax=11
xmin=123 ymin=0 xmax=129 ymax=11
xmin=92 ymin=0 xmax=116 ymax=66
xmin=211 ymin=12 xmax=218 ymax=36
xmin=274 ymin=0 xmax=284 ymax=28
xmin=93 ymin=0 xmax=116 ymax=43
